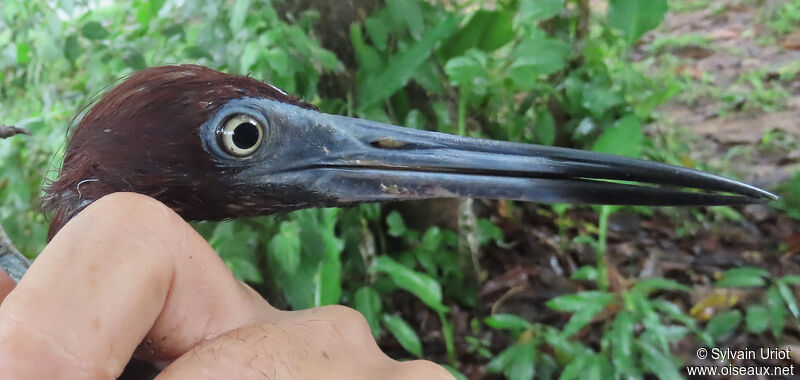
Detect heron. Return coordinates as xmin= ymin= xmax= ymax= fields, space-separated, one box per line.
xmin=0 ymin=64 xmax=778 ymax=282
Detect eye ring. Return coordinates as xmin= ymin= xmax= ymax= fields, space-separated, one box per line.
xmin=217 ymin=114 xmax=265 ymax=157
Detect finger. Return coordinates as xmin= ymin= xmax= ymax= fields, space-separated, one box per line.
xmin=0 ymin=270 xmax=14 ymax=304
xmin=155 ymin=306 xmax=454 ymax=380
xmin=0 ymin=193 xmax=276 ymax=379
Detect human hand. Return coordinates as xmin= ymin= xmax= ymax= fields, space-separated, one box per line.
xmin=0 ymin=193 xmax=453 ymax=379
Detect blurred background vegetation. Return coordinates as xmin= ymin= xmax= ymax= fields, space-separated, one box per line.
xmin=2 ymin=0 xmax=800 ymax=378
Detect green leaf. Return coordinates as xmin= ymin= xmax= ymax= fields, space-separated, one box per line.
xmin=632 ymin=277 xmax=691 ymax=294
xmin=386 ymin=0 xmax=424 ymax=38
xmin=716 ymin=267 xmax=769 ymax=288
xmin=583 ymin=355 xmax=614 ymax=380
xmin=240 ymin=42 xmax=260 ymax=73
xmin=477 ymin=218 xmax=503 ymax=246
xmin=592 ymin=114 xmax=642 ymax=157
xmin=405 ymin=109 xmax=426 ymax=130
xmin=386 ymin=211 xmax=407 ymax=238
xmin=123 ymin=51 xmax=147 ymax=70
xmin=183 ymin=46 xmax=212 ymax=60
xmin=316 ymin=252 xmax=342 ymax=306
xmin=412 ymin=60 xmax=444 ymax=94
xmin=607 ymin=0 xmax=667 ymax=44
xmin=486 ymin=341 xmax=537 ymax=380
xmin=225 ymin=257 xmax=262 ymax=282
xmin=651 ymin=299 xmax=713 ymax=346
xmin=636 ymin=340 xmax=682 ymax=380
xmin=777 ymin=279 xmax=800 ymax=318
xmin=135 ymin=0 xmax=154 ymax=27
xmin=746 ymin=305 xmax=769 ymax=334
xmin=767 ymin=286 xmax=786 ymax=337
xmin=782 ymin=274 xmax=800 ymax=285
xmin=485 ymin=314 xmax=533 ymax=331
xmin=571 ymin=266 xmax=598 ymax=282
xmin=440 ymin=10 xmax=514 ymax=59
xmin=371 ymin=256 xmax=446 ymax=312
xmin=16 ymin=43 xmax=30 ymax=64
xmin=519 ymin=0 xmax=564 ymax=21
xmin=509 ymin=31 xmax=569 ymax=89
xmin=230 ymin=0 xmax=252 ymax=34
xmin=81 ymin=21 xmax=109 ymax=40
xmin=350 ymin=24 xmax=383 ymax=76
xmin=581 ymin=82 xmax=623 ymax=116
xmin=547 ymin=291 xmax=614 ymax=337
xmin=209 ymin=221 xmax=261 ymax=283
xmin=383 ymin=314 xmax=423 ymax=357
xmin=359 ymin=15 xmax=458 ymax=108
xmin=441 ymin=364 xmax=469 ymax=380
xmin=546 ymin=291 xmax=613 ymax=312
xmin=365 ymin=16 xmax=389 ymax=51
xmin=559 ymin=354 xmax=591 ymax=380
xmin=264 ymin=48 xmax=290 ymax=74
xmin=534 ymin=108 xmax=556 ymax=146
xmin=64 ymin=34 xmax=81 ymax=63
xmin=267 ymin=220 xmax=302 ymax=274
xmin=355 ymin=287 xmax=383 ymax=337
xmin=444 ymin=50 xmax=487 ymax=86
xmin=705 ymin=309 xmax=741 ymax=340
xmin=608 ymin=310 xmax=641 ymax=379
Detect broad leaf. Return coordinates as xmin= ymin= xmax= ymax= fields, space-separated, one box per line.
xmin=746 ymin=305 xmax=769 ymax=334
xmin=509 ymin=30 xmax=569 ymax=89
xmin=81 ymin=21 xmax=109 ymax=40
xmin=358 ymin=15 xmax=458 ymax=108
xmin=705 ymin=310 xmax=742 ymax=340
xmin=716 ymin=267 xmax=768 ymax=288
xmin=519 ymin=0 xmax=564 ymax=21
xmin=485 ymin=314 xmax=533 ymax=331
xmin=383 ymin=314 xmax=423 ymax=357
xmin=440 ymin=10 xmax=514 ymax=59
xmin=371 ymin=256 xmax=446 ymax=312
xmin=592 ymin=114 xmax=642 ymax=157
xmin=607 ymin=0 xmax=667 ymax=44
xmin=486 ymin=341 xmax=537 ymax=380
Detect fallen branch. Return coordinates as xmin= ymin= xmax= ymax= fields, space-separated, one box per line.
xmin=0 ymin=125 xmax=31 ymax=139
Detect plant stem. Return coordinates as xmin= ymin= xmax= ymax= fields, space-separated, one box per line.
xmin=596 ymin=206 xmax=611 ymax=291
xmin=457 ymin=87 xmax=467 ymax=136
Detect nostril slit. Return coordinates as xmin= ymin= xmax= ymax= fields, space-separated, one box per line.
xmin=370 ymin=137 xmax=407 ymax=149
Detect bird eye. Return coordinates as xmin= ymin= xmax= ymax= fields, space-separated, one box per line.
xmin=218 ymin=114 xmax=265 ymax=157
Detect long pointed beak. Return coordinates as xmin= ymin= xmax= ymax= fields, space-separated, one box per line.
xmin=225 ymin=99 xmax=778 ymax=209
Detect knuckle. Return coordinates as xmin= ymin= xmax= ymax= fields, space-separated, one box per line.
xmin=317 ymin=305 xmax=371 ymax=331
xmin=91 ymin=192 xmax=177 ymax=227
xmin=310 ymin=305 xmax=376 ymax=346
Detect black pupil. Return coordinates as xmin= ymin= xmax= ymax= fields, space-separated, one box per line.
xmin=232 ymin=122 xmax=260 ymax=150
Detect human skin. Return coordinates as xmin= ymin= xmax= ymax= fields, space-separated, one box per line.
xmin=0 ymin=193 xmax=454 ymax=380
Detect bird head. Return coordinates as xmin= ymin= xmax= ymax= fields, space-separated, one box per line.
xmin=43 ymin=64 xmax=777 ymax=238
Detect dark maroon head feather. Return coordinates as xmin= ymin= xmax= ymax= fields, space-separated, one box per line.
xmin=43 ymin=65 xmax=314 ymax=239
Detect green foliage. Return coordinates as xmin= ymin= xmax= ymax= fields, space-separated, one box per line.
xmin=773 ymin=171 xmax=800 ymax=220
xmin=608 ymin=0 xmax=668 ymax=45
xmin=267 ymin=208 xmax=344 ymax=309
xmin=763 ymin=0 xmax=800 ymax=35
xmin=714 ymin=267 xmax=800 ymax=338
xmin=383 ymin=313 xmax=423 ymax=357
xmin=718 ymin=69 xmax=791 ymax=113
